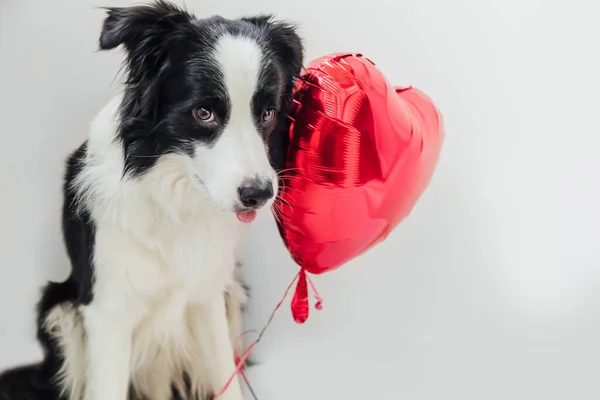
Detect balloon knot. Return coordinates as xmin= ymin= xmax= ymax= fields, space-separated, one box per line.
xmin=291 ymin=268 xmax=323 ymax=323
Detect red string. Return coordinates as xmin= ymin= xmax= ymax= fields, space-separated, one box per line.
xmin=213 ymin=269 xmax=324 ymax=398
xmin=212 ymin=271 xmax=301 ymax=398
xmin=306 ymin=275 xmax=323 ymax=310
xmin=234 ymin=352 xmax=257 ymax=399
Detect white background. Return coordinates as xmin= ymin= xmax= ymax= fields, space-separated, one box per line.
xmin=1 ymin=0 xmax=599 ymax=399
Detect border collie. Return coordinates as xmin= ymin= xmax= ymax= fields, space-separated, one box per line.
xmin=0 ymin=1 xmax=303 ymax=399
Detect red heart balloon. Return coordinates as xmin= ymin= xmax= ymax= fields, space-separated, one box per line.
xmin=274 ymin=53 xmax=444 ymax=323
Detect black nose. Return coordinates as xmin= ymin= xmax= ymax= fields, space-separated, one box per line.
xmin=238 ymin=180 xmax=274 ymax=209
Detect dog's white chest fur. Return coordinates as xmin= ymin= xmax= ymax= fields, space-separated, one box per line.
xmin=95 ymin=209 xmax=240 ymax=399
xmin=94 ymin=204 xmax=240 ymax=303
xmin=90 ymin=213 xmax=241 ymax=399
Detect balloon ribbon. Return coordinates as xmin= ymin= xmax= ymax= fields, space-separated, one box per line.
xmin=213 ymin=267 xmax=323 ymax=398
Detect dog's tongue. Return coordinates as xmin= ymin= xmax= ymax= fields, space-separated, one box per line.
xmin=236 ymin=210 xmax=257 ymax=223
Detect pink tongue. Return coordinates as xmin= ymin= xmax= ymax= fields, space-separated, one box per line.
xmin=236 ymin=210 xmax=257 ymax=223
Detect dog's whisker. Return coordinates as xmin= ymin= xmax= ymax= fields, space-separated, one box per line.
xmin=277 ymin=178 xmax=288 ymax=191
xmin=276 ymin=195 xmax=293 ymax=209
xmin=129 ymin=154 xmax=163 ymax=159
xmin=275 ymin=195 xmax=295 ymax=213
xmin=271 ymin=206 xmax=283 ymax=224
xmin=277 ymin=167 xmax=300 ymax=175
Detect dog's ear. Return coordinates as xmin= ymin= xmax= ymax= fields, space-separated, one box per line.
xmin=99 ymin=0 xmax=194 ymax=51
xmin=99 ymin=1 xmax=196 ymax=133
xmin=99 ymin=1 xmax=195 ymax=88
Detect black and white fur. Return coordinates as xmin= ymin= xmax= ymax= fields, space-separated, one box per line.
xmin=0 ymin=2 xmax=303 ymax=399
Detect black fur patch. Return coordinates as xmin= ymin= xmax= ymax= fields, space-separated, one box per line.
xmin=61 ymin=142 xmax=96 ymax=305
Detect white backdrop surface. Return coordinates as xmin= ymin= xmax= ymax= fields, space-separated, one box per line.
xmin=1 ymin=0 xmax=599 ymax=399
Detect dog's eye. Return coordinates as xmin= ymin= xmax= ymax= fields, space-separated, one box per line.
xmin=262 ymin=108 xmax=275 ymax=123
xmin=193 ymin=107 xmax=215 ymax=123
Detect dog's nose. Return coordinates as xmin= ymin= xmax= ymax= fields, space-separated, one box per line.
xmin=238 ymin=179 xmax=274 ymax=209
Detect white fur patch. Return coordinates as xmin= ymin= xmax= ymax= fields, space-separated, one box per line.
xmin=44 ymin=304 xmax=86 ymax=400
xmin=191 ymin=34 xmax=278 ymax=213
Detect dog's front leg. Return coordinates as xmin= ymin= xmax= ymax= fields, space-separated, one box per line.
xmin=198 ymin=295 xmax=244 ymax=400
xmin=83 ymin=305 xmax=133 ymax=400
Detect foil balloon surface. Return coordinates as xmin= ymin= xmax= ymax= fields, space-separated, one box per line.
xmin=274 ymin=53 xmax=444 ymax=323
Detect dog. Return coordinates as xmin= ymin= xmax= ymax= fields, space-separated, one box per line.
xmin=0 ymin=1 xmax=303 ymax=399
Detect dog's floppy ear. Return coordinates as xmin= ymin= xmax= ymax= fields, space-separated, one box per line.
xmin=99 ymin=0 xmax=194 ymax=51
xmin=99 ymin=1 xmax=195 ymax=89
xmin=99 ymin=1 xmax=196 ymax=132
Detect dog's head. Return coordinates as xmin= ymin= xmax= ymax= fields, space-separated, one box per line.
xmin=99 ymin=1 xmax=303 ymax=219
